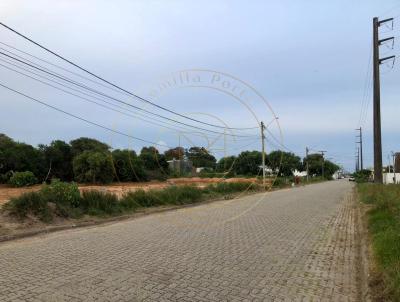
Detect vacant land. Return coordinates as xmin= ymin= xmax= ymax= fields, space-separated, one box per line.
xmin=0 ymin=180 xmax=365 ymax=301
xmin=0 ymin=177 xmax=262 ymax=206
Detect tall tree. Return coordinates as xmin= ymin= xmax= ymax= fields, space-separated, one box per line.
xmin=112 ymin=149 xmax=146 ymax=182
xmin=164 ymin=147 xmax=185 ymax=161
xmin=235 ymin=151 xmax=262 ymax=175
xmin=139 ymin=146 xmax=168 ymax=172
xmin=304 ymin=153 xmax=339 ymax=178
xmin=73 ymin=151 xmax=114 ymax=183
xmin=186 ymin=147 xmax=216 ymax=168
xmin=40 ymin=140 xmax=73 ymax=181
xmin=268 ymin=150 xmax=302 ymax=176
xmin=0 ymin=134 xmax=46 ymax=181
xmin=70 ymin=137 xmax=109 ymax=156
xmin=216 ymin=156 xmax=237 ymax=173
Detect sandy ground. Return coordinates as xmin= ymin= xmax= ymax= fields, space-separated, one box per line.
xmin=0 ymin=177 xmax=263 ymax=205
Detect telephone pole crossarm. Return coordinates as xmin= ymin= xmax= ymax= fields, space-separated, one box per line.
xmin=378 ymin=17 xmax=393 ymax=26
xmin=379 ymin=55 xmax=396 ymax=64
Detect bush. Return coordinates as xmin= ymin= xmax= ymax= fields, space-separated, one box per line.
xmin=4 ymin=191 xmax=52 ymax=222
xmin=119 ymin=186 xmax=204 ymax=209
xmin=354 ymin=169 xmax=372 ymax=183
xmin=156 ymin=185 xmax=203 ymax=205
xmin=0 ymin=171 xmax=13 ymax=184
xmin=125 ymin=189 xmax=159 ymax=207
xmin=8 ymin=171 xmax=38 ymax=187
xmin=80 ymin=190 xmax=120 ymax=215
xmin=272 ymin=177 xmax=290 ymax=188
xmin=207 ymin=181 xmax=261 ymax=194
xmin=41 ymin=179 xmax=81 ymax=207
xmin=119 ymin=191 xmax=142 ymax=210
xmin=3 ymin=179 xmax=265 ymax=222
xmin=40 ymin=179 xmax=81 ymax=217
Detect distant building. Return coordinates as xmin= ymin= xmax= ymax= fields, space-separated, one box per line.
xmin=167 ymin=158 xmax=193 ymax=174
xmin=383 ymin=173 xmax=400 ymax=184
xmin=258 ymin=165 xmax=275 ymax=175
xmin=292 ymin=169 xmax=307 ymax=177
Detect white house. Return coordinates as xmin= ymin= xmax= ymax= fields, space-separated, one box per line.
xmin=292 ymin=169 xmax=307 ymax=177
xmin=383 ymin=173 xmax=400 ymax=184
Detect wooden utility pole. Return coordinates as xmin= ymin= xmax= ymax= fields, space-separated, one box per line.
xmin=372 ymin=17 xmax=394 ymax=183
xmin=319 ymin=151 xmax=326 ymax=178
xmin=392 ymin=151 xmax=397 ymax=184
xmin=260 ymin=121 xmax=266 ymax=189
xmin=356 ymin=127 xmax=363 ymax=170
xmin=306 ymin=147 xmax=309 ymax=182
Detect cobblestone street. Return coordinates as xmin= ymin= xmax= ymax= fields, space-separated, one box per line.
xmin=0 ymin=181 xmax=362 ymax=301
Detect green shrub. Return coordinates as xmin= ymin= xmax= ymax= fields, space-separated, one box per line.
xmin=156 ymin=185 xmax=203 ymax=205
xmin=8 ymin=171 xmax=38 ymax=187
xmin=122 ymin=189 xmax=161 ymax=207
xmin=209 ymin=181 xmax=259 ymax=193
xmin=41 ymin=179 xmax=81 ymax=207
xmin=119 ymin=192 xmax=142 ymax=210
xmin=4 ymin=191 xmax=52 ymax=222
xmin=40 ymin=179 xmax=81 ymax=217
xmin=354 ymin=169 xmax=372 ymax=183
xmin=0 ymin=171 xmax=13 ymax=184
xmin=119 ymin=186 xmax=204 ymax=209
xmin=80 ymin=190 xmax=120 ymax=215
xmin=272 ymin=177 xmax=289 ymax=188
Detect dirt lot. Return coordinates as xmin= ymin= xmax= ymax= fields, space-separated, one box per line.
xmin=0 ymin=177 xmax=262 ymax=205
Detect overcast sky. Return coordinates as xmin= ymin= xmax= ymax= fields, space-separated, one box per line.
xmin=0 ymin=0 xmax=399 ymax=171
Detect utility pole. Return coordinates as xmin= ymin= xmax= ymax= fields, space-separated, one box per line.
xmin=356 ymin=127 xmax=363 ymax=170
xmin=178 ymin=132 xmax=181 ymax=175
xmin=392 ymin=151 xmax=397 ymax=184
xmin=372 ymin=17 xmax=395 ymax=183
xmin=319 ymin=150 xmax=326 ymax=178
xmin=306 ymin=147 xmax=309 ymax=182
xmin=260 ymin=121 xmax=266 ymax=189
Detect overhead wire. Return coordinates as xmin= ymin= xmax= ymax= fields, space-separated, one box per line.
xmin=0 ymin=82 xmax=174 ymax=149
xmin=0 ymin=50 xmax=258 ymax=138
xmin=0 ymin=22 xmax=258 ymax=131
xmin=0 ymin=23 xmax=314 ymax=161
xmin=0 ymin=56 xmax=258 ymax=142
xmin=358 ymin=43 xmax=373 ymax=127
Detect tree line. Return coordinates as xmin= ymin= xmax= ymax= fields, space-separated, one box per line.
xmin=0 ymin=133 xmax=339 ymax=185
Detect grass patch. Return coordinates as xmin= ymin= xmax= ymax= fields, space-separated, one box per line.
xmin=358 ymin=183 xmax=400 ymax=301
xmin=2 ymin=181 xmax=263 ymax=223
xmin=3 ymin=191 xmax=52 ymax=222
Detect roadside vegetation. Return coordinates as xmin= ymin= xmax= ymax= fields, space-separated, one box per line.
xmin=0 ymin=133 xmax=339 ymax=187
xmin=358 ymin=183 xmax=400 ymax=301
xmin=2 ymin=179 xmax=262 ymax=223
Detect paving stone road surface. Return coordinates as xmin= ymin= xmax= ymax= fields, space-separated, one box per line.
xmin=0 ymin=181 xmax=363 ymax=301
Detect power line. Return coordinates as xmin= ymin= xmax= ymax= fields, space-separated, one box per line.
xmin=358 ymin=43 xmax=373 ymax=127
xmin=0 ymin=82 xmax=174 ymax=149
xmin=0 ymin=57 xmax=257 ymax=141
xmin=0 ymin=51 xmax=257 ymax=138
xmin=0 ymin=40 xmax=123 ymax=95
xmin=0 ymin=22 xmax=258 ymax=131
